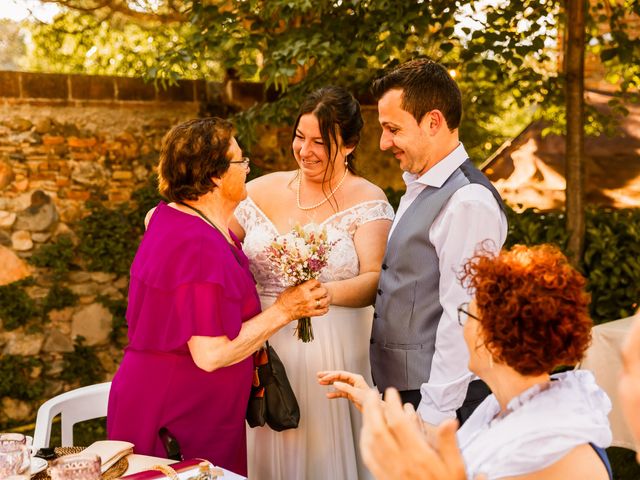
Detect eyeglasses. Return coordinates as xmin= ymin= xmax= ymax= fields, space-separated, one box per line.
xmin=457 ymin=302 xmax=481 ymax=326
xmin=229 ymin=157 xmax=250 ymax=168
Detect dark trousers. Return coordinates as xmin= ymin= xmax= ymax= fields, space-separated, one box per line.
xmin=395 ymin=379 xmax=491 ymax=426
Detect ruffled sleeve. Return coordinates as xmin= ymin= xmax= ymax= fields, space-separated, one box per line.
xmin=356 ymin=200 xmax=395 ymax=226
xmin=176 ymin=281 xmax=243 ymax=339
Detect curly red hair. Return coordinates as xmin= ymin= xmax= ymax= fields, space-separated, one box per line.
xmin=461 ymin=244 xmax=592 ymax=376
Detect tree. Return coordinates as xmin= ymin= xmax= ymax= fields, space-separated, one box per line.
xmin=24 ymin=0 xmax=640 ymax=257
xmin=23 ymin=8 xmax=220 ymax=79
xmin=565 ymin=0 xmax=586 ymax=265
xmin=460 ymin=0 xmax=640 ymax=265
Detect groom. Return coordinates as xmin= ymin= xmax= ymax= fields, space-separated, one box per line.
xmin=369 ymin=59 xmax=508 ymax=426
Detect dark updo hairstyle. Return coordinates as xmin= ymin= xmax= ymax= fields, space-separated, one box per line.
xmin=292 ymin=86 xmax=363 ymax=178
xmin=157 ymin=117 xmax=233 ymax=202
xmin=371 ymin=58 xmax=462 ymax=130
xmin=461 ymin=244 xmax=593 ymax=376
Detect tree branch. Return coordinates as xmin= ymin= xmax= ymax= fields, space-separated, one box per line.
xmin=39 ymin=0 xmax=186 ymax=23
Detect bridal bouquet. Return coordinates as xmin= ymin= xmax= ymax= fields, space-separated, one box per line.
xmin=265 ymin=223 xmax=334 ymax=342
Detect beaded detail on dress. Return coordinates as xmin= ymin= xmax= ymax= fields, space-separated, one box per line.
xmin=236 ymin=197 xmax=394 ymax=297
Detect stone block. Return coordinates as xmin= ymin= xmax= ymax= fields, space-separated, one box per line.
xmin=13 ymin=178 xmax=29 ymax=191
xmin=14 ymin=193 xmax=58 ymax=232
xmin=3 ymin=331 xmax=44 ymax=356
xmin=22 ymin=72 xmax=68 ymax=100
xmin=108 ymin=190 xmax=131 ymax=202
xmin=0 ymin=244 xmax=31 ymax=285
xmin=31 ymin=232 xmax=51 ymax=242
xmin=0 ymin=160 xmax=14 ymax=190
xmin=1 ymin=398 xmax=32 ymax=422
xmin=0 ymin=211 xmax=16 ymax=228
xmin=71 ymin=303 xmax=113 ymax=345
xmin=11 ymin=230 xmax=33 ymax=251
xmin=43 ymin=328 xmax=74 ymax=353
xmin=112 ymin=170 xmax=133 ymax=180
xmin=70 ymin=161 xmax=107 ymax=186
xmin=68 ymin=136 xmax=97 ymax=148
xmin=90 ymin=272 xmax=116 ymax=284
xmin=63 ymin=189 xmax=91 ymax=201
xmin=0 ymin=71 xmax=20 ymax=97
xmin=116 ymin=77 xmax=156 ymax=101
xmin=6 ymin=117 xmax=33 ymax=132
xmin=70 ymin=74 xmax=115 ymax=100
xmin=34 ymin=117 xmax=53 ymax=134
xmin=48 ymin=307 xmax=74 ymax=324
xmin=43 ymin=135 xmax=65 ymax=145
xmin=69 ymin=282 xmax=100 ymax=296
xmin=69 ymin=271 xmax=92 ymax=283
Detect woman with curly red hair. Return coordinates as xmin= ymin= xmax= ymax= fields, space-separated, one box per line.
xmin=319 ymin=244 xmax=612 ymax=479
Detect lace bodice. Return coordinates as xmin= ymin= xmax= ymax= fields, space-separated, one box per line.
xmin=236 ymin=197 xmax=394 ymax=296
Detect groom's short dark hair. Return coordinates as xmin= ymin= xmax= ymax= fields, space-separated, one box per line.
xmin=371 ymin=59 xmax=462 ymax=130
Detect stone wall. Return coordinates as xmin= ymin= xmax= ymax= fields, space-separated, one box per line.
xmin=0 ymin=71 xmax=207 ymax=425
xmin=0 ymin=70 xmax=400 ymax=426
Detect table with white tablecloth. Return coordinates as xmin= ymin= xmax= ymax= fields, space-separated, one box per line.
xmin=580 ymin=313 xmax=639 ymax=451
xmin=124 ymin=454 xmax=247 ymax=479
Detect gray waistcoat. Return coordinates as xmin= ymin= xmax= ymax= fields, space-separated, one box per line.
xmin=370 ymin=159 xmax=506 ymax=392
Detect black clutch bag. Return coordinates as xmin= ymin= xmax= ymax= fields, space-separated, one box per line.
xmin=246 ymin=341 xmax=300 ymax=431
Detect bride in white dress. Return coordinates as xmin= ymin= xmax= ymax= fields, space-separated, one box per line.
xmin=231 ymin=86 xmax=393 ymax=480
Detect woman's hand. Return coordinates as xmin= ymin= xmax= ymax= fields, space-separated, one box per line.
xmin=317 ymin=370 xmax=372 ymax=411
xmin=360 ymin=388 xmax=476 ymax=480
xmin=273 ymin=279 xmax=329 ymax=323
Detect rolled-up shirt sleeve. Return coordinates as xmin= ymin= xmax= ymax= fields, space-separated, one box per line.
xmin=417 ymin=184 xmax=507 ymax=424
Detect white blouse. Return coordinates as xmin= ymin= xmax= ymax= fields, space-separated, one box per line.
xmin=457 ymin=370 xmax=612 ymax=479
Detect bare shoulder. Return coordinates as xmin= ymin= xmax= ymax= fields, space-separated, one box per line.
xmin=347 ymin=176 xmax=389 ymax=205
xmin=246 ymin=171 xmax=296 ymax=202
xmin=144 ymin=207 xmax=157 ymax=230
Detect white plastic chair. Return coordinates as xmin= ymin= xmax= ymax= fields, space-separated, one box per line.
xmin=32 ymin=382 xmax=112 ymax=448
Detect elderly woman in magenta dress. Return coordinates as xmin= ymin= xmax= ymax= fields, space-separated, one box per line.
xmin=106 ymin=117 xmax=329 ymax=476
xmin=231 ymin=86 xmax=394 ymax=479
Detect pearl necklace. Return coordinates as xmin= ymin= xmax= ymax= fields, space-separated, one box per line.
xmin=296 ymin=169 xmax=349 ymax=211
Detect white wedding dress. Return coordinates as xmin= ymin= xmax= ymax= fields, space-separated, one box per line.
xmin=236 ymin=196 xmax=394 ymax=480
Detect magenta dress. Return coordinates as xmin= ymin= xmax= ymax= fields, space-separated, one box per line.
xmin=107 ymin=201 xmax=261 ymax=476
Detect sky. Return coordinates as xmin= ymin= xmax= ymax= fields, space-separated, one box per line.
xmin=1 ymin=0 xmax=59 ymax=22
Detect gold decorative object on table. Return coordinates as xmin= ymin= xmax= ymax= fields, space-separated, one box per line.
xmin=32 ymin=447 xmax=128 ymax=480
xmin=121 ymin=459 xmax=224 ymax=480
